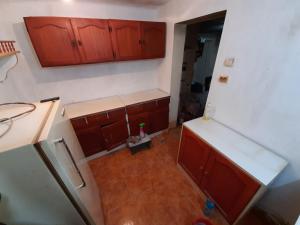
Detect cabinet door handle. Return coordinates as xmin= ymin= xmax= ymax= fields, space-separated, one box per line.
xmin=199 ymin=166 xmax=204 ymax=171
xmin=204 ymin=171 xmax=209 ymax=176
xmin=53 ymin=138 xmax=86 ymax=189
xmin=84 ymin=117 xmax=88 ymax=125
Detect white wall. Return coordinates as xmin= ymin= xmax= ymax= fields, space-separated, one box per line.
xmin=158 ymin=0 xmax=300 ymax=223
xmin=0 ymin=0 xmax=162 ymax=104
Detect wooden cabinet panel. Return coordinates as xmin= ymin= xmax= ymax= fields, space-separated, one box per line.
xmin=102 ymin=119 xmax=129 ymax=150
xmin=128 ymin=112 xmax=150 ymax=136
xmin=76 ymin=126 xmax=106 ymax=157
xmin=149 ymin=106 xmax=169 ymax=134
xmin=87 ymin=108 xmax=126 ymax=126
xmin=141 ymin=22 xmax=166 ymax=58
xmin=71 ymin=117 xmax=88 ymax=130
xmin=109 ymin=20 xmax=142 ymax=60
xmin=178 ymin=128 xmax=211 ymax=186
xmin=24 ymin=17 xmax=81 ymax=67
xmin=201 ymin=150 xmax=260 ymax=224
xmin=126 ymin=103 xmax=144 ymax=115
xmin=71 ymin=18 xmax=114 ymax=63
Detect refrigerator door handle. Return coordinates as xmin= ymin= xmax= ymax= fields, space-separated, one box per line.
xmin=53 ymin=138 xmax=86 ymax=189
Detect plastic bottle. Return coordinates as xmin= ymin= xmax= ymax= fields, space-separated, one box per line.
xmin=203 ymin=199 xmax=215 ymax=217
xmin=139 ymin=122 xmax=145 ymax=139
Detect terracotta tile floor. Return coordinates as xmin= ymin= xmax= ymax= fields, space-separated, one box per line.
xmin=89 ymin=128 xmax=229 ymax=225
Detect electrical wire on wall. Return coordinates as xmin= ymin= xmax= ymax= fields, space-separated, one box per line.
xmin=0 ymin=53 xmax=19 ymax=83
xmin=0 ymin=102 xmax=36 ymax=138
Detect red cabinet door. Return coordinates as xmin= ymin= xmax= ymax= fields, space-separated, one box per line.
xmin=75 ymin=126 xmax=106 ymax=157
xmin=128 ymin=112 xmax=150 ymax=136
xmin=149 ymin=106 xmax=169 ymax=134
xmin=141 ymin=22 xmax=166 ymax=58
xmin=71 ymin=18 xmax=114 ymax=63
xmin=201 ymin=150 xmax=260 ymax=224
xmin=24 ymin=17 xmax=80 ymax=67
xmin=178 ymin=128 xmax=211 ymax=186
xmin=109 ymin=20 xmax=142 ymax=60
xmin=101 ymin=120 xmax=129 ymax=150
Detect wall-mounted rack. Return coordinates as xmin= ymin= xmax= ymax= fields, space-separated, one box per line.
xmin=0 ymin=41 xmax=20 ymax=58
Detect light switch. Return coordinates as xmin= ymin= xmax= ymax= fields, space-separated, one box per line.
xmin=224 ymin=58 xmax=235 ymax=67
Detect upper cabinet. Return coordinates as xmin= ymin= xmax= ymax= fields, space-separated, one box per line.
xmin=109 ymin=20 xmax=142 ymax=61
xmin=24 ymin=17 xmax=81 ymax=67
xmin=71 ymin=18 xmax=114 ymax=63
xmin=24 ymin=17 xmax=166 ymax=67
xmin=141 ymin=22 xmax=166 ymax=58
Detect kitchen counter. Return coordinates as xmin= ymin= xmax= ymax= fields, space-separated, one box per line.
xmin=120 ymin=89 xmax=170 ymax=106
xmin=184 ymin=118 xmax=288 ymax=186
xmin=65 ymin=96 xmax=124 ymax=119
xmin=64 ymin=89 xmax=170 ymax=119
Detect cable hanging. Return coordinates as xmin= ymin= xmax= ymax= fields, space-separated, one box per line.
xmin=0 ymin=102 xmax=36 ymax=138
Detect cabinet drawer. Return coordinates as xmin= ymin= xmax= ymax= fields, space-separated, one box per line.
xmin=108 ymin=108 xmax=126 ymax=122
xmin=71 ymin=117 xmax=89 ymax=130
xmin=126 ymin=103 xmax=144 ymax=115
xmin=157 ymin=97 xmax=170 ymax=108
xmin=87 ymin=112 xmax=108 ymax=126
xmin=86 ymin=107 xmax=126 ymax=126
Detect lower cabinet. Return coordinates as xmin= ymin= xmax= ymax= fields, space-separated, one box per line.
xmin=102 ymin=119 xmax=129 ymax=150
xmin=75 ymin=126 xmax=106 ymax=157
xmin=178 ymin=128 xmax=210 ymax=186
xmin=128 ymin=112 xmax=150 ymax=136
xmin=70 ymin=97 xmax=170 ymax=157
xmin=71 ymin=107 xmax=129 ymax=157
xmin=178 ymin=127 xmax=260 ymax=224
xmin=127 ymin=97 xmax=170 ymax=135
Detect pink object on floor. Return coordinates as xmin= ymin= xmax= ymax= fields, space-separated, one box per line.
xmin=193 ymin=218 xmax=213 ymax=225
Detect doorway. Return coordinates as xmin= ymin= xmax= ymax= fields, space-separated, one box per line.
xmin=177 ymin=15 xmax=225 ymax=124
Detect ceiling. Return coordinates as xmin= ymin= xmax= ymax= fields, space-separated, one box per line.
xmin=101 ymin=0 xmax=171 ymax=6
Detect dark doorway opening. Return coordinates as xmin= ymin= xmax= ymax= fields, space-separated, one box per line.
xmin=177 ymin=14 xmax=225 ymax=125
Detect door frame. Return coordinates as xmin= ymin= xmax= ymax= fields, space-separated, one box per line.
xmin=168 ymin=11 xmax=227 ymax=126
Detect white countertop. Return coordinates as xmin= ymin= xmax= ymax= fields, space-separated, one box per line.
xmin=184 ymin=118 xmax=288 ymax=186
xmin=65 ymin=96 xmax=124 ymax=119
xmin=0 ymin=101 xmax=53 ymax=153
xmin=64 ymin=89 xmax=170 ymax=119
xmin=120 ymin=89 xmax=170 ymax=106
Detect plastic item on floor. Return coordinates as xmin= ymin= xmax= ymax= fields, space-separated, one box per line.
xmin=127 ymin=134 xmax=151 ymax=154
xmin=203 ymin=198 xmax=215 ymax=216
xmin=193 ymin=218 xmax=213 ymax=225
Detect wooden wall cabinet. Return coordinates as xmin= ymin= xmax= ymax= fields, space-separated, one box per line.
xmin=126 ymin=97 xmax=170 ymax=136
xmin=71 ymin=18 xmax=114 ymax=63
xmin=178 ymin=127 xmax=260 ymax=224
xmin=24 ymin=17 xmax=81 ymax=67
xmin=109 ymin=20 xmax=142 ymax=61
xmin=24 ymin=17 xmax=166 ymax=67
xmin=141 ymin=22 xmax=166 ymax=58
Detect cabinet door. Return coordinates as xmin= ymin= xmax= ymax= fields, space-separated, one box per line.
xmin=102 ymin=120 xmax=129 ymax=150
xmin=201 ymin=151 xmax=260 ymax=224
xmin=149 ymin=106 xmax=169 ymax=134
xmin=24 ymin=17 xmax=80 ymax=67
xmin=178 ymin=128 xmax=211 ymax=186
xmin=76 ymin=126 xmax=106 ymax=157
xmin=141 ymin=22 xmax=166 ymax=58
xmin=109 ymin=20 xmax=142 ymax=60
xmin=128 ymin=112 xmax=150 ymax=136
xmin=71 ymin=18 xmax=114 ymax=63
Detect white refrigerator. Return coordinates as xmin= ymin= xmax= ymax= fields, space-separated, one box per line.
xmin=0 ymin=100 xmax=104 ymax=225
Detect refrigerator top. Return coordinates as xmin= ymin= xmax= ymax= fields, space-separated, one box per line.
xmin=0 ymin=101 xmax=55 ymax=153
